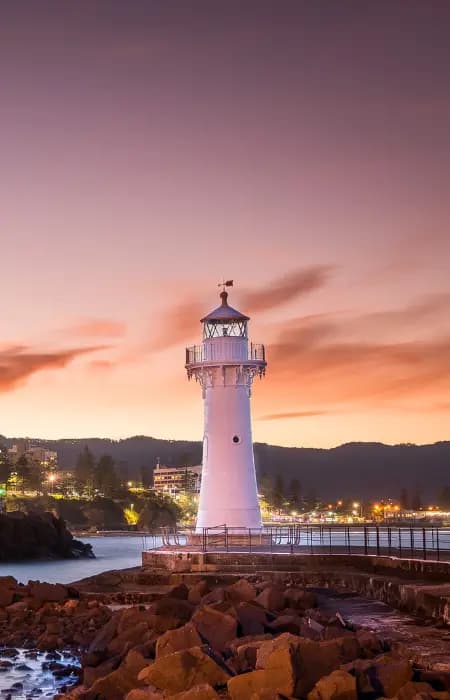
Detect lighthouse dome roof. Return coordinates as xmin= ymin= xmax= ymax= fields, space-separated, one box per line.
xmin=201 ymin=290 xmax=250 ymax=323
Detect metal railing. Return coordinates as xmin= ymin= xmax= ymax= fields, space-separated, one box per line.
xmin=185 ymin=342 xmax=265 ymax=365
xmin=156 ymin=524 xmax=450 ymax=562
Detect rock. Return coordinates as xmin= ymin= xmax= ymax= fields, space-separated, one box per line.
xmin=84 ymin=664 xmax=146 ymax=700
xmin=29 ymin=581 xmax=69 ymax=603
xmin=83 ymin=656 xmax=120 ymax=687
xmin=254 ymin=586 xmax=286 ymax=612
xmin=284 ymin=587 xmax=317 ymax=611
xmin=124 ymin=647 xmax=151 ymax=677
xmin=307 ymin=670 xmax=357 ymax=700
xmin=227 ymin=579 xmax=257 ymax=603
xmin=108 ymin=621 xmax=152 ymax=656
xmin=268 ymin=614 xmax=303 ymax=636
xmin=152 ymin=597 xmax=194 ymax=624
xmin=192 ymin=605 xmax=238 ymax=652
xmin=0 ymin=577 xmax=17 ymax=607
xmin=354 ymin=655 xmax=413 ymax=698
xmin=138 ymin=647 xmax=230 ymax=693
xmin=188 ymin=581 xmax=210 ymax=605
xmin=156 ymin=622 xmax=203 ymax=658
xmin=88 ymin=614 xmax=120 ymax=653
xmin=125 ymin=691 xmax=164 ymax=700
xmin=397 ymin=681 xmax=436 ymax=700
xmin=233 ymin=639 xmax=274 ymax=673
xmin=355 ymin=629 xmax=384 ymax=658
xmin=169 ymin=684 xmax=220 ymax=699
xmin=237 ymin=602 xmax=268 ymax=636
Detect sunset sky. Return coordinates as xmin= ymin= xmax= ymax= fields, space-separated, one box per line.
xmin=1 ymin=1 xmax=450 ymax=447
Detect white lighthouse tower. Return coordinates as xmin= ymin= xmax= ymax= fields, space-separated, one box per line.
xmin=185 ymin=284 xmax=266 ymax=531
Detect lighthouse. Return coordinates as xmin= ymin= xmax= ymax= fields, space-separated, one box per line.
xmin=185 ymin=284 xmax=266 ymax=531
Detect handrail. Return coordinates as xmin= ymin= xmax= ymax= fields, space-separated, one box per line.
xmin=149 ymin=524 xmax=450 ymax=562
xmin=186 ymin=342 xmax=265 ymax=365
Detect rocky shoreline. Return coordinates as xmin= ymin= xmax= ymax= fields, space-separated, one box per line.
xmin=1 ymin=572 xmax=449 ymax=700
xmin=0 ymin=512 xmax=94 ymax=561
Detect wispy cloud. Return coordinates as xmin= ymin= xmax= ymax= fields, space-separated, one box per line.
xmin=0 ymin=345 xmax=108 ymax=393
xmin=62 ymin=318 xmax=127 ymax=338
xmin=259 ymin=410 xmax=330 ymax=421
xmin=241 ymin=266 xmax=333 ymax=314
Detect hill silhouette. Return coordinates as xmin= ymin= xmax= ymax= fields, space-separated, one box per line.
xmin=1 ymin=435 xmax=449 ymax=502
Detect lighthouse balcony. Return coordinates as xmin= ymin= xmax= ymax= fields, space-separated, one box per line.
xmin=185 ymin=341 xmax=266 ymax=369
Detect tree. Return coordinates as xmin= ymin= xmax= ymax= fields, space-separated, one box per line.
xmin=287 ymin=478 xmax=302 ymax=511
xmin=400 ymin=488 xmax=409 ymax=510
xmin=438 ymin=485 xmax=450 ymax=510
xmin=0 ymin=443 xmax=12 ymax=488
xmin=75 ymin=447 xmax=96 ymax=497
xmin=140 ymin=464 xmax=151 ymax=489
xmin=411 ymin=485 xmax=423 ymax=511
xmin=15 ymin=454 xmax=31 ymax=494
xmin=272 ymin=474 xmax=285 ymax=513
xmin=94 ymin=455 xmax=121 ymax=497
xmin=258 ymin=471 xmax=274 ymax=503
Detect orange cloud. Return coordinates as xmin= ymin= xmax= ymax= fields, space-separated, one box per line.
xmin=259 ymin=410 xmax=330 ymax=420
xmin=63 ymin=318 xmax=127 ymax=338
xmin=0 ymin=345 xmax=107 ymax=393
xmin=148 ymin=301 xmax=204 ymax=352
xmin=241 ymin=266 xmax=333 ymax=314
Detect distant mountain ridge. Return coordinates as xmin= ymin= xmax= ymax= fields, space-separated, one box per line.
xmin=1 ymin=435 xmax=449 ymax=501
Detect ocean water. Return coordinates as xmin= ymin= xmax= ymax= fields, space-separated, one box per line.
xmin=0 ymin=535 xmax=156 ymax=585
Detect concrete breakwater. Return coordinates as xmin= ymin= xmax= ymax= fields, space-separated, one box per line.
xmin=142 ymin=551 xmax=450 ymax=624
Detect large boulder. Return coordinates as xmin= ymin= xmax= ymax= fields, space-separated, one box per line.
xmin=138 ymin=647 xmax=230 ymax=694
xmin=156 ymin=622 xmax=203 ymax=658
xmin=84 ymin=664 xmax=146 ymax=700
xmin=256 ymin=635 xmax=345 ymax=698
xmin=151 ymin=597 xmax=194 ymax=624
xmin=307 ymin=670 xmax=357 ymax=700
xmin=353 ymin=655 xmax=413 ymax=698
xmin=254 ymin=586 xmax=286 ymax=612
xmin=192 ymin=605 xmax=238 ymax=652
xmin=237 ymin=602 xmax=268 ymax=636
xmin=226 ymin=579 xmax=257 ymax=604
xmin=29 ymin=581 xmax=69 ymax=603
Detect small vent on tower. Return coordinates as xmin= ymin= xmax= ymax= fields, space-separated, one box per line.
xmin=232 ymin=434 xmax=241 ymax=444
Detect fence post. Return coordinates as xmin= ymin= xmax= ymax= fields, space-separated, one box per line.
xmin=436 ymin=528 xmax=440 ymax=561
xmin=398 ymin=528 xmax=402 ymax=558
xmin=422 ymin=528 xmax=427 ymax=560
xmin=249 ymin=528 xmax=252 ymax=553
xmin=376 ymin=526 xmax=380 ymax=556
xmin=388 ymin=527 xmax=392 ymax=556
xmin=329 ymin=526 xmax=332 ymax=554
xmin=364 ymin=526 xmax=368 ymax=555
xmin=410 ymin=528 xmax=414 ymax=558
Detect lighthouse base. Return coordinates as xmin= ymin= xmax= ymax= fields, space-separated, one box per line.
xmin=195 ymin=507 xmax=261 ymax=533
xmin=186 ymin=530 xmax=271 ymax=548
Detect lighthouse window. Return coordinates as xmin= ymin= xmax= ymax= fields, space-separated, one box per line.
xmin=232 ymin=434 xmax=241 ymax=444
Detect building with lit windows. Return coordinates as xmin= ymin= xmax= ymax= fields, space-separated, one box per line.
xmin=153 ymin=462 xmax=202 ymax=496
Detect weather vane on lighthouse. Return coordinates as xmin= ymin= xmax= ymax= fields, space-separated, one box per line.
xmin=185 ymin=282 xmax=267 ymax=531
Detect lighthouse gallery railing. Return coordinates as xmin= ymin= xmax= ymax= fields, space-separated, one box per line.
xmin=185 ymin=342 xmax=265 ymax=365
